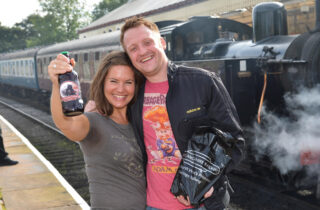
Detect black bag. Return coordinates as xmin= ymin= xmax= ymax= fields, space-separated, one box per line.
xmin=170 ymin=126 xmax=234 ymax=206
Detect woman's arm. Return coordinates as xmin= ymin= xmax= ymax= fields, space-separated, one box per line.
xmin=48 ymin=54 xmax=89 ymax=142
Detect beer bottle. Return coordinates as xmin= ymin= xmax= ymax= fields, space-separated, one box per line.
xmin=58 ymin=51 xmax=84 ymax=116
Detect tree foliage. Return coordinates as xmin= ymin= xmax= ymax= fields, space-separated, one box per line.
xmin=0 ymin=23 xmax=27 ymax=53
xmin=0 ymin=0 xmax=90 ymax=52
xmin=92 ymin=0 xmax=128 ymax=21
xmin=39 ymin=0 xmax=89 ymax=40
xmin=15 ymin=14 xmax=67 ymax=48
xmin=0 ymin=0 xmax=130 ymax=53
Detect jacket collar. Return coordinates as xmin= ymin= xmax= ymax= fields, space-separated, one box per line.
xmin=167 ymin=60 xmax=178 ymax=80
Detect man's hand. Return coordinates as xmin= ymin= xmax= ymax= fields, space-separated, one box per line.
xmin=84 ymin=100 xmax=97 ymax=112
xmin=204 ymin=186 xmax=214 ymax=198
xmin=176 ymin=195 xmax=191 ymax=206
xmin=176 ymin=186 xmax=214 ymax=206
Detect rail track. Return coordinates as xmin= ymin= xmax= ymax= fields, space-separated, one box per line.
xmin=0 ymin=95 xmax=319 ymax=210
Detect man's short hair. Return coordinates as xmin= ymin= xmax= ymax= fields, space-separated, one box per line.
xmin=120 ymin=16 xmax=160 ymax=49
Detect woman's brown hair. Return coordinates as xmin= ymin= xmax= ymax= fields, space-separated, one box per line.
xmin=89 ymin=51 xmax=142 ymax=116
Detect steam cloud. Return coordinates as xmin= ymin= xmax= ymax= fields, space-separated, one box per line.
xmin=250 ymin=85 xmax=320 ymax=178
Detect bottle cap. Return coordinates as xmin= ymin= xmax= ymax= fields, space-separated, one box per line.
xmin=61 ymin=51 xmax=70 ymax=58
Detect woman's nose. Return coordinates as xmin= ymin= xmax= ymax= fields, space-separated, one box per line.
xmin=116 ymin=83 xmax=125 ymax=92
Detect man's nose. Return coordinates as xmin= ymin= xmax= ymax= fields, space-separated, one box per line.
xmin=139 ymin=44 xmax=148 ymax=55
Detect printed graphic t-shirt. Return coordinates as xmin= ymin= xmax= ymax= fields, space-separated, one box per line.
xmin=143 ymin=80 xmax=192 ymax=209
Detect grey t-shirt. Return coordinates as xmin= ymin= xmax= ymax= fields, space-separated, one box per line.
xmin=80 ymin=112 xmax=146 ymax=210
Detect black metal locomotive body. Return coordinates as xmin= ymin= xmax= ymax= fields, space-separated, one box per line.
xmin=160 ymin=1 xmax=320 ymax=126
xmin=160 ymin=1 xmax=320 ymax=192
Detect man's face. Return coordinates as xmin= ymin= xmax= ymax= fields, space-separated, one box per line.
xmin=123 ymin=25 xmax=168 ymax=82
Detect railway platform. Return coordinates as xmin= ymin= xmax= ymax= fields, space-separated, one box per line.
xmin=0 ymin=115 xmax=89 ymax=210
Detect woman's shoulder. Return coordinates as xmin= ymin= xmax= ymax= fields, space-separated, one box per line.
xmin=84 ymin=112 xmax=110 ymax=127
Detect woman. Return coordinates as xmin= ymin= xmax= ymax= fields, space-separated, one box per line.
xmin=48 ymin=51 xmax=146 ymax=209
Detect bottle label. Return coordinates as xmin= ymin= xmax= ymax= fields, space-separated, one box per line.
xmin=60 ymin=81 xmax=81 ymax=102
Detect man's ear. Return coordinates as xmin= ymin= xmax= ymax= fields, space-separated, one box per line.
xmin=160 ymin=37 xmax=166 ymax=50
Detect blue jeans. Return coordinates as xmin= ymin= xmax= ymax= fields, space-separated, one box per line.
xmin=146 ymin=206 xmax=206 ymax=210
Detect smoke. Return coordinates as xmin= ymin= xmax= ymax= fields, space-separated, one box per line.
xmin=250 ymin=85 xmax=320 ymax=177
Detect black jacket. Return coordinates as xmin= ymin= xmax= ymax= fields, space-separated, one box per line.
xmin=129 ymin=61 xmax=245 ymax=208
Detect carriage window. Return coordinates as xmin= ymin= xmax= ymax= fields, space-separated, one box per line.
xmin=43 ymin=57 xmax=49 ymax=77
xmin=74 ymin=54 xmax=78 ymax=62
xmin=12 ymin=62 xmax=15 ymax=76
xmin=11 ymin=62 xmax=14 ymax=76
xmin=83 ymin=53 xmax=90 ymax=80
xmin=38 ymin=59 xmax=43 ymax=75
xmin=8 ymin=63 xmax=11 ymax=76
xmin=24 ymin=60 xmax=28 ymax=76
xmin=29 ymin=60 xmax=32 ymax=77
xmin=6 ymin=63 xmax=9 ymax=75
xmin=95 ymin=52 xmax=100 ymax=61
xmin=16 ymin=61 xmax=20 ymax=76
xmin=30 ymin=61 xmax=34 ymax=76
xmin=2 ymin=63 xmax=4 ymax=75
xmin=20 ymin=60 xmax=23 ymax=76
xmin=3 ymin=63 xmax=5 ymax=75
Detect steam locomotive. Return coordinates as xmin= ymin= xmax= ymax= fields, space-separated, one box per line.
xmin=0 ymin=1 xmax=319 ymax=192
xmin=160 ymin=1 xmax=320 ymax=191
xmin=162 ymin=1 xmax=320 ymax=125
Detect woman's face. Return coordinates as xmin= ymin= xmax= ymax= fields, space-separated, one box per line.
xmin=104 ymin=65 xmax=135 ymax=112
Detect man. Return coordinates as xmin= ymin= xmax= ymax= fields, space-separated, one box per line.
xmin=121 ymin=17 xmax=245 ymax=209
xmin=0 ymin=126 xmax=19 ymax=166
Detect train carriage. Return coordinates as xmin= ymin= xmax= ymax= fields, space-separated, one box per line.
xmin=0 ymin=47 xmax=40 ymax=90
xmin=36 ymin=31 xmax=122 ymax=101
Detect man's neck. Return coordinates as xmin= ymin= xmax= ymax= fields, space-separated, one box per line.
xmin=146 ymin=74 xmax=168 ymax=83
xmin=145 ymin=61 xmax=168 ymax=83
